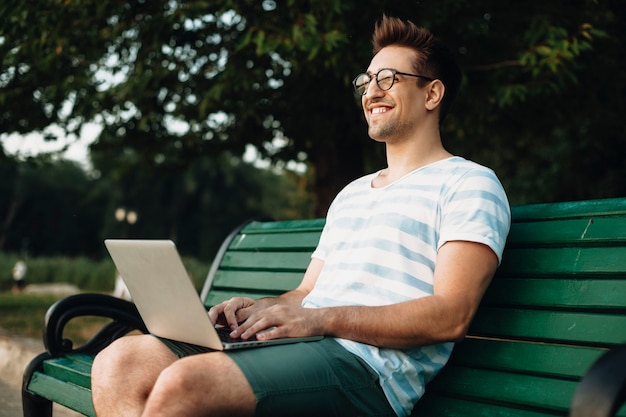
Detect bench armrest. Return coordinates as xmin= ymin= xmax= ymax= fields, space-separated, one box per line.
xmin=569 ymin=343 xmax=626 ymax=417
xmin=44 ymin=293 xmax=148 ymax=356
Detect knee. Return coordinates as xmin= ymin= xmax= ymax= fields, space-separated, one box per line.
xmin=149 ymin=357 xmax=224 ymax=406
xmin=145 ymin=354 xmax=256 ymax=416
xmin=152 ymin=360 xmax=198 ymax=398
xmin=93 ymin=336 xmax=134 ymax=367
xmin=92 ymin=335 xmax=161 ymax=382
xmin=92 ymin=337 xmax=133 ymax=384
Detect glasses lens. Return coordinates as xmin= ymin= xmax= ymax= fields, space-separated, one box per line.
xmin=376 ymin=69 xmax=395 ymax=91
xmin=353 ymin=73 xmax=371 ymax=95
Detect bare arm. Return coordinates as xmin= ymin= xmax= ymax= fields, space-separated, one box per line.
xmin=317 ymin=241 xmax=498 ymax=347
xmin=228 ymin=240 xmax=498 ymax=348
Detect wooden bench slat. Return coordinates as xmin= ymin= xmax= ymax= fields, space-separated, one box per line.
xmin=211 ymin=270 xmax=304 ymax=292
xmin=228 ymin=230 xmax=321 ymax=250
xmin=28 ymin=372 xmax=95 ymax=416
xmin=470 ymin=308 xmax=626 ymax=346
xmin=483 ymin=277 xmax=626 ymax=309
xmin=417 ymin=395 xmax=626 ymax=417
xmin=510 ymin=198 xmax=626 ymax=220
xmin=241 ymin=219 xmax=326 ymax=233
xmin=428 ymin=367 xmax=577 ymax=413
xmin=427 ymin=366 xmax=626 ymax=417
xmin=42 ymin=355 xmax=92 ymax=389
xmin=506 ymin=217 xmax=626 ymax=246
xmin=497 ymin=246 xmax=626 ymax=275
xmin=451 ymin=338 xmax=606 ymax=379
xmin=219 ymin=251 xmax=312 ymax=271
xmin=414 ymin=395 xmax=562 ymax=417
xmin=205 ymin=290 xmax=280 ymax=307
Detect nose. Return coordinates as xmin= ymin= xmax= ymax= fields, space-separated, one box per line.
xmin=363 ymin=78 xmax=384 ymax=99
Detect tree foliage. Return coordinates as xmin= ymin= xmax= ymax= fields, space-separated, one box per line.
xmin=0 ymin=156 xmax=107 ymax=256
xmin=1 ymin=0 xmax=624 ymax=217
xmin=0 ymin=152 xmax=313 ymax=258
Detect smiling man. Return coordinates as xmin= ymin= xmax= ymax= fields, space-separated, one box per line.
xmin=91 ymin=15 xmax=510 ymax=417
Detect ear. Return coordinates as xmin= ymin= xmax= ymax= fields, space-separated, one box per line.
xmin=424 ymin=79 xmax=445 ymax=112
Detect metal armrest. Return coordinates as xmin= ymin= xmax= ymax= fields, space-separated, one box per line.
xmin=44 ymin=293 xmax=148 ymax=356
xmin=569 ymin=343 xmax=626 ymax=417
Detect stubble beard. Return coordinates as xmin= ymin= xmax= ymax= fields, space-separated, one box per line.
xmin=367 ymin=118 xmax=413 ymax=143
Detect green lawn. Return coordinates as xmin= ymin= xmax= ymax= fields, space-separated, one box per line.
xmin=0 ymin=292 xmax=111 ymax=345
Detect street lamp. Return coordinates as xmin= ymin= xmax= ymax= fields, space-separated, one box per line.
xmin=114 ymin=208 xmax=126 ymax=223
xmin=115 ymin=207 xmax=138 ymax=236
xmin=126 ymin=210 xmax=138 ymax=225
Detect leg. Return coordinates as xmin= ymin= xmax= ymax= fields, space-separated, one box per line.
xmin=141 ymin=352 xmax=256 ymax=417
xmin=91 ymin=334 xmax=177 ymax=417
xmin=228 ymin=339 xmax=396 ymax=417
xmin=91 ymin=334 xmax=256 ymax=417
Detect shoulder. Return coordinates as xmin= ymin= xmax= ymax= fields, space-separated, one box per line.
xmin=437 ymin=157 xmax=507 ymax=196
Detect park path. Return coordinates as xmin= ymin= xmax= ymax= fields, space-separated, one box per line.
xmin=0 ymin=327 xmax=83 ymax=417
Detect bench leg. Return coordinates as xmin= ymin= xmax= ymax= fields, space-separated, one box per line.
xmin=22 ymin=388 xmax=52 ymax=417
xmin=22 ymin=352 xmax=53 ymax=417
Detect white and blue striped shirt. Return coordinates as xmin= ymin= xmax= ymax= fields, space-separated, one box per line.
xmin=302 ymin=157 xmax=511 ymax=417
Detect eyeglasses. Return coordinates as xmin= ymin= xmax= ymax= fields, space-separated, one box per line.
xmin=352 ymin=68 xmax=434 ymax=96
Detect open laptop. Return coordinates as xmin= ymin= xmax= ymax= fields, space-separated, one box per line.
xmin=104 ymin=239 xmax=323 ymax=350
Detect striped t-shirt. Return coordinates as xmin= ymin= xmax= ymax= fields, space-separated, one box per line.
xmin=302 ymin=156 xmax=511 ymax=417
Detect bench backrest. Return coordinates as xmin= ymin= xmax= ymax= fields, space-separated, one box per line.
xmin=417 ymin=198 xmax=626 ymax=416
xmin=200 ymin=218 xmax=326 ymax=306
xmin=201 ymin=198 xmax=626 ymax=417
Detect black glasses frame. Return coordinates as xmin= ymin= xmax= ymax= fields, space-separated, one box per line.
xmin=352 ymin=68 xmax=434 ymax=96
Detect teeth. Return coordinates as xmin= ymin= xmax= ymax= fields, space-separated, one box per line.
xmin=372 ymin=107 xmax=388 ymax=114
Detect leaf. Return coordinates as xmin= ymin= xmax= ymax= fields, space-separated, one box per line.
xmin=535 ymin=45 xmax=552 ymax=56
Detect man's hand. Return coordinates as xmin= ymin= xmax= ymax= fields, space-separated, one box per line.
xmin=228 ymin=302 xmax=324 ymax=341
xmin=208 ymin=297 xmax=265 ymax=330
xmin=207 ymin=292 xmax=320 ymax=341
xmin=208 ymin=295 xmax=322 ymax=341
xmin=208 ymin=260 xmax=323 ymax=340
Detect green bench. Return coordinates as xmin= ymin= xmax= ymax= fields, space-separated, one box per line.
xmin=22 ymin=198 xmax=626 ymax=417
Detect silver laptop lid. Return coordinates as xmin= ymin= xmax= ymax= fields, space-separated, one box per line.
xmin=104 ymin=239 xmax=224 ymax=350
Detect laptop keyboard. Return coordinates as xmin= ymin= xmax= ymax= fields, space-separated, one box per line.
xmin=215 ymin=326 xmax=257 ymax=342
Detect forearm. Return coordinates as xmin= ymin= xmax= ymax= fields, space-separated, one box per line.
xmin=315 ymin=296 xmax=472 ymax=348
xmin=320 ymin=241 xmax=497 ymax=348
xmin=259 ymin=288 xmax=308 ymax=307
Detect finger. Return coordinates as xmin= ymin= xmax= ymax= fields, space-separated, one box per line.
xmin=234 ymin=305 xmax=254 ymax=324
xmin=223 ymin=300 xmax=242 ymax=329
xmin=238 ymin=316 xmax=280 ymax=340
xmin=254 ymin=326 xmax=279 ymax=341
xmin=207 ymin=303 xmax=226 ymax=325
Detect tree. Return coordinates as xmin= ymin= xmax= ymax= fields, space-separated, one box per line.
xmin=96 ymin=151 xmax=314 ymax=260
xmin=1 ymin=0 xmax=624 ymax=215
xmin=0 ymin=148 xmax=21 ymax=251
xmin=0 ymin=150 xmax=313 ymax=259
xmin=0 ymin=157 xmax=108 ymax=256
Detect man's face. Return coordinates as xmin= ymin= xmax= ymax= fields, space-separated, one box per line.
xmin=362 ymin=46 xmax=426 ymax=142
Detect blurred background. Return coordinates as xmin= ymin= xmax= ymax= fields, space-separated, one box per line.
xmin=1 ymin=0 xmax=624 ymax=270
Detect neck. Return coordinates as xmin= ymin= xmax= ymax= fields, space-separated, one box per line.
xmin=372 ymin=125 xmax=452 ymax=188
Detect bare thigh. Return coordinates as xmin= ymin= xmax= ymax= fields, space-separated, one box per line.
xmin=93 ymin=334 xmax=177 ymax=382
xmin=91 ymin=334 xmax=178 ymax=415
xmin=143 ymin=350 xmax=256 ymax=417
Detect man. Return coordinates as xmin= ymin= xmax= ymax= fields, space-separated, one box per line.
xmin=91 ymin=15 xmax=510 ymax=417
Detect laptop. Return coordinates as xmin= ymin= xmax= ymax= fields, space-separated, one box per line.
xmin=104 ymin=239 xmax=323 ymax=350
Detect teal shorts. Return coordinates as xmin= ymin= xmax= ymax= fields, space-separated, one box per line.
xmin=159 ymin=337 xmax=397 ymax=417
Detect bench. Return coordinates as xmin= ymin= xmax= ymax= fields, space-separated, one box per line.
xmin=22 ymin=197 xmax=626 ymax=417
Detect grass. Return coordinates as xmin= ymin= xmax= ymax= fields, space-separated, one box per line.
xmin=0 ymin=292 xmax=112 ymax=346
xmin=0 ymin=252 xmax=210 ymax=347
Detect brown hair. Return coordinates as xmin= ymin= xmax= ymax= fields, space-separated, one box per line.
xmin=372 ymin=15 xmax=462 ymax=122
